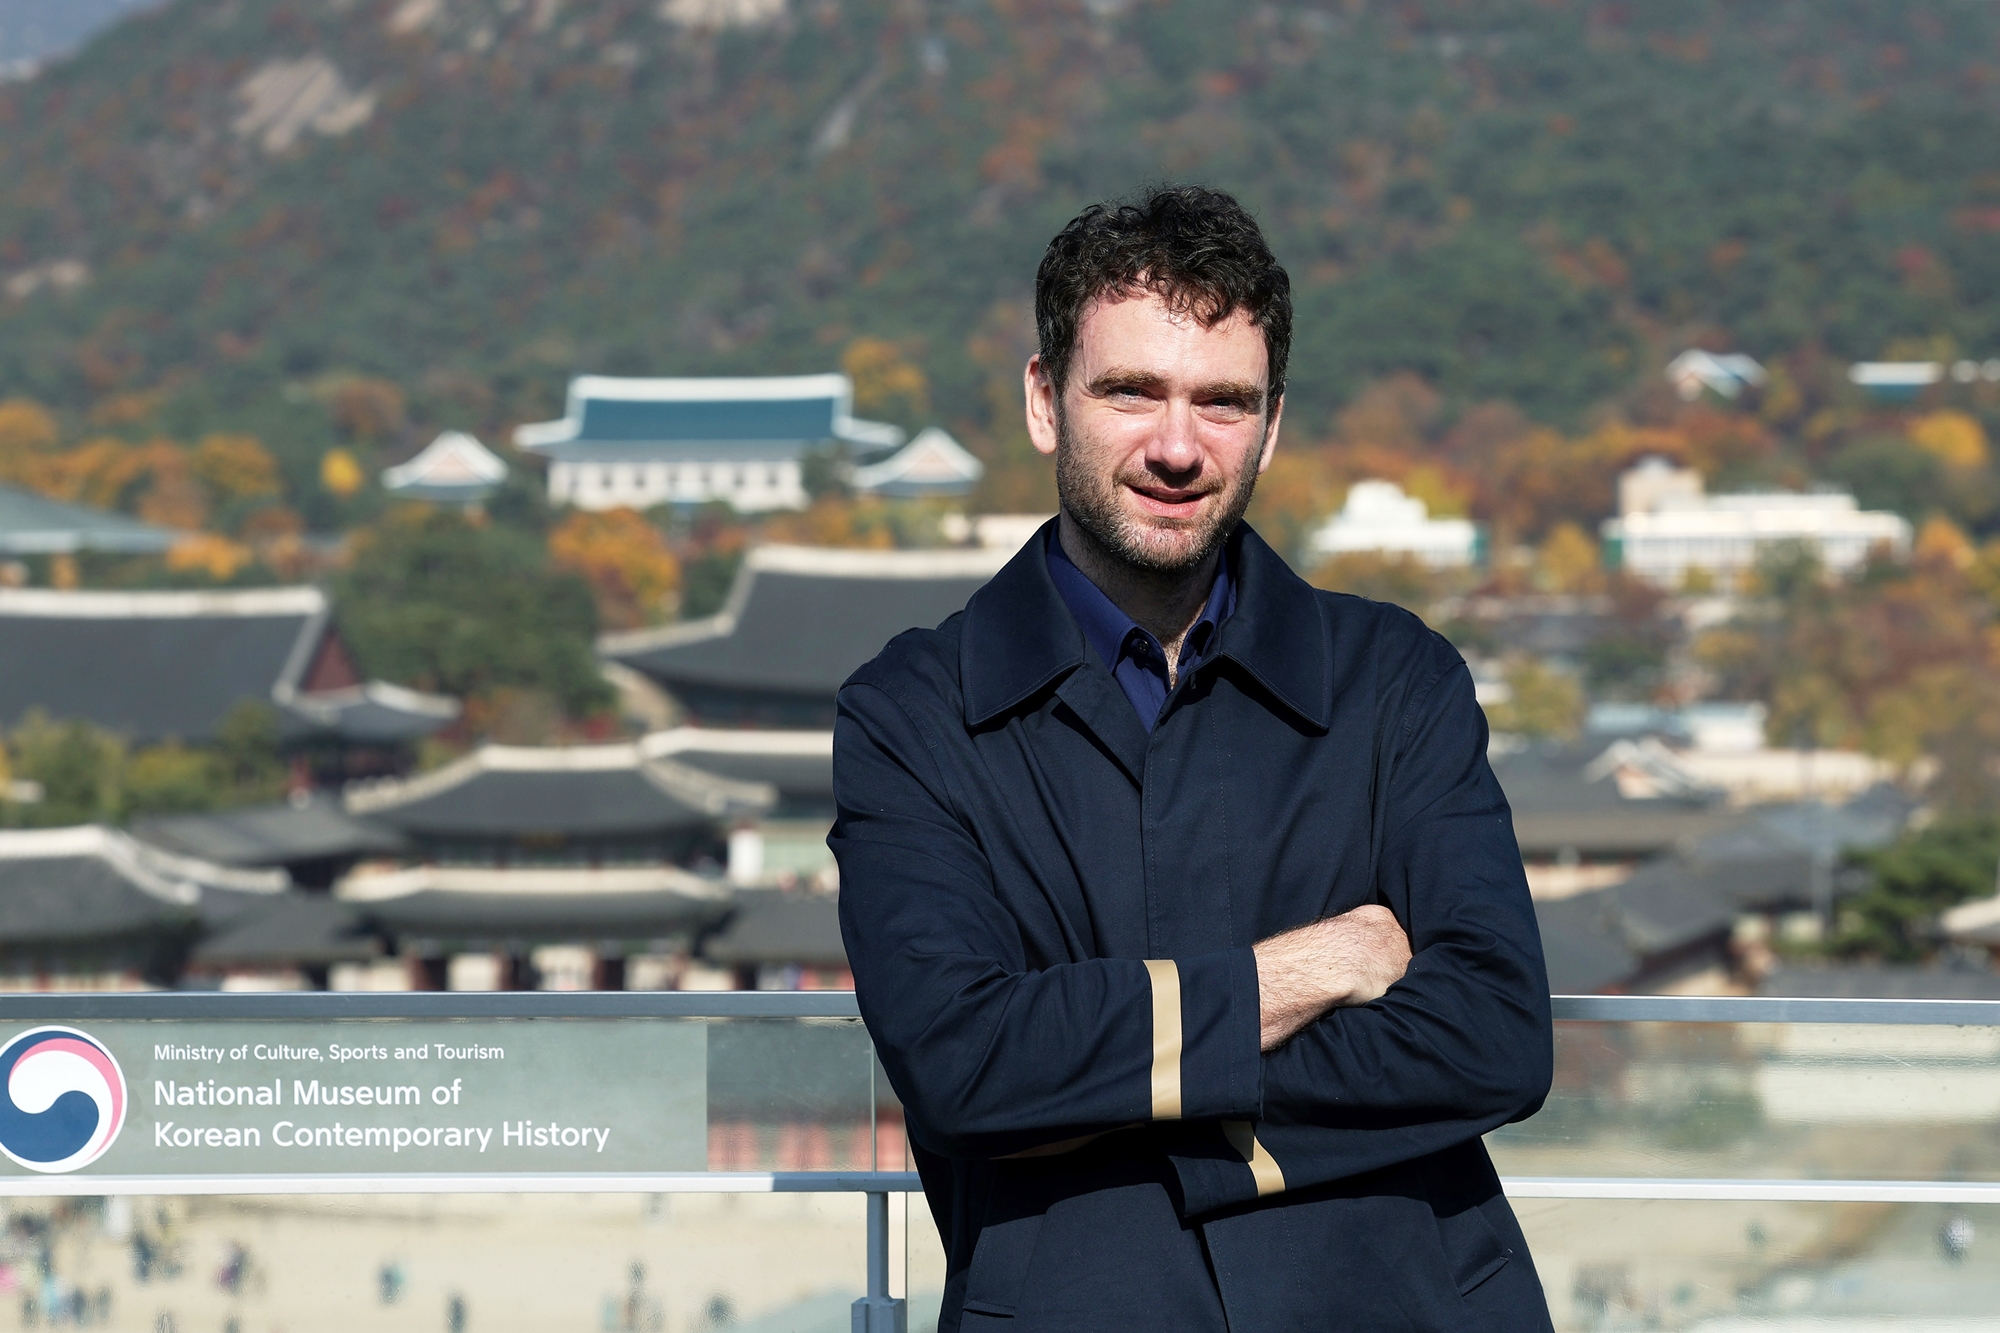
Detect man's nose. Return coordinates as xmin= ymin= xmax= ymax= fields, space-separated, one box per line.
xmin=1146 ymin=399 xmax=1203 ymax=475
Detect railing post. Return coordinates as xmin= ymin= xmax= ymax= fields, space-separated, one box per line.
xmin=852 ymin=1189 xmax=906 ymax=1333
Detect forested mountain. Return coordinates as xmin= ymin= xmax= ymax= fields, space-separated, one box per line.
xmin=2 ymin=0 xmax=1998 ymax=524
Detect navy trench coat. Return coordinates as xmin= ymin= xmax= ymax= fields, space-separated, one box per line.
xmin=831 ymin=521 xmax=1555 ymax=1332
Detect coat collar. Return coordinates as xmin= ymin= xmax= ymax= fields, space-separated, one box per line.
xmin=959 ymin=519 xmax=1330 ymax=732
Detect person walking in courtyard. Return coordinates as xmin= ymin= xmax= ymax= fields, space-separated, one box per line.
xmin=833 ymin=184 xmax=1556 ymax=1331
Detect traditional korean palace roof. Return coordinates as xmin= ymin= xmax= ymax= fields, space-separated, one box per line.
xmin=343 ymin=741 xmax=774 ymax=841
xmin=334 ymin=863 xmax=732 ymax=942
xmin=851 ymin=427 xmax=985 ymax=498
xmin=0 ymin=483 xmax=181 ymax=554
xmin=133 ymin=791 xmax=409 ymax=887
xmin=600 ymin=543 xmax=1012 ymax=726
xmin=382 ymin=430 xmax=508 ymax=504
xmin=1491 ymin=742 xmax=1735 ymax=861
xmin=513 ymin=373 xmax=904 ymax=462
xmin=0 ymin=826 xmax=283 ymax=956
xmin=641 ymin=727 xmax=833 ymax=816
xmin=699 ymin=888 xmax=848 ymax=971
xmin=190 ymin=889 xmax=379 ymax=972
xmin=0 ymin=586 xmax=459 ymax=746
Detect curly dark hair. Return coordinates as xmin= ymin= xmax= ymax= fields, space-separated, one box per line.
xmin=1034 ymin=184 xmax=1292 ymax=406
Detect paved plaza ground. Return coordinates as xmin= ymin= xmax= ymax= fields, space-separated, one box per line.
xmin=0 ymin=1191 xmax=1995 ymax=1331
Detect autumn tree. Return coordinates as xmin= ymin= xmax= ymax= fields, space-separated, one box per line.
xmin=548 ymin=507 xmax=682 ymax=630
xmin=843 ymin=337 xmax=930 ymax=426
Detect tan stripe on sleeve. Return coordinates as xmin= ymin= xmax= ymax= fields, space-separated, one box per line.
xmin=1142 ymin=959 xmax=1183 ymax=1121
xmin=1223 ymin=1120 xmax=1287 ymax=1197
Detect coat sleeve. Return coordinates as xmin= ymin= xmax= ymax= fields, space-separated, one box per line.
xmin=1168 ymin=639 xmax=1553 ymax=1217
xmin=830 ymin=676 xmax=1264 ymax=1161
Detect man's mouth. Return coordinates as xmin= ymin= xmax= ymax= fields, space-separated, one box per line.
xmin=1125 ymin=482 xmax=1212 ymax=520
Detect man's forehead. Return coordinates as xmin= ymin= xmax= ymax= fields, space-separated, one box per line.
xmin=1072 ymin=289 xmax=1268 ymax=384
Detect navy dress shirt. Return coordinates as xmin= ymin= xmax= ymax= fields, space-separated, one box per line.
xmin=1045 ymin=530 xmax=1236 ymax=732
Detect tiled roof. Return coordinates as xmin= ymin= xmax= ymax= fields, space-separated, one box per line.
xmin=0 ymin=484 xmax=180 ymax=554
xmin=699 ymin=888 xmax=847 ymax=968
xmin=344 ymin=741 xmax=773 ymax=838
xmin=382 ymin=430 xmax=507 ymax=503
xmin=191 ymin=889 xmax=379 ymax=968
xmin=133 ymin=792 xmax=408 ymax=868
xmin=851 ymin=427 xmax=984 ymax=498
xmin=641 ymin=727 xmax=833 ymax=809
xmin=514 ymin=374 xmax=903 ymax=457
xmin=335 ymin=864 xmax=731 ymax=941
xmin=601 ymin=544 xmax=1010 ymax=700
xmin=0 ymin=825 xmax=282 ymax=949
xmin=0 ymin=587 xmax=456 ymax=745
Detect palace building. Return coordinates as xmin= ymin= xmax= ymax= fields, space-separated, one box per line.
xmin=0 ymin=586 xmax=458 ymax=757
xmin=513 ymin=373 xmax=904 ymax=512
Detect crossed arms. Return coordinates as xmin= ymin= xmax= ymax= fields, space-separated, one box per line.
xmin=830 ymin=652 xmax=1552 ymax=1216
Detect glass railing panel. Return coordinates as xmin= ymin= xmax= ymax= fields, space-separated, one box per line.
xmin=1489 ymin=1020 xmax=2000 ymax=1183
xmin=704 ymin=1016 xmax=885 ymax=1171
xmin=1517 ymin=1199 xmax=2000 ymax=1331
xmin=1 ymin=1191 xmax=872 ymax=1333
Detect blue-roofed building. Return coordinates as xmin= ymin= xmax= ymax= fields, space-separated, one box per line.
xmin=513 ymin=374 xmax=904 ymax=512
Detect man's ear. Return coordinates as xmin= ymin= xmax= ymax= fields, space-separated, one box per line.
xmin=1256 ymin=392 xmax=1285 ymax=475
xmin=1024 ymin=354 xmax=1060 ymax=459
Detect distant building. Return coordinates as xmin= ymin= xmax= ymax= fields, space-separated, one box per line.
xmin=1665 ymin=349 xmax=1766 ymax=401
xmin=0 ymin=587 xmax=458 ymax=754
xmin=696 ymin=887 xmax=850 ymax=990
xmin=600 ymin=543 xmax=1011 ymax=728
xmin=1584 ymin=703 xmax=1903 ymax=806
xmin=0 ymin=483 xmax=180 ymax=556
xmin=1848 ymin=361 xmax=1943 ymax=403
xmin=642 ymin=727 xmax=835 ymax=886
xmin=343 ymin=741 xmax=773 ymax=869
xmin=850 ymin=427 xmax=985 ymax=498
xmin=382 ymin=430 xmax=507 ymax=505
xmin=514 ymin=373 xmax=904 ymax=513
xmin=1601 ymin=458 xmax=1911 ymax=586
xmin=1306 ymin=480 xmax=1481 ymax=567
xmin=0 ymin=817 xmax=387 ymax=993
xmin=1588 ymin=700 xmax=1768 ymax=754
xmin=133 ymin=791 xmax=409 ymax=890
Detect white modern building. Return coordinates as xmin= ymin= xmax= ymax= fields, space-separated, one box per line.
xmin=514 ymin=374 xmax=904 ymax=513
xmin=1602 ymin=458 xmax=1910 ymax=587
xmin=1306 ymin=480 xmax=1481 ymax=567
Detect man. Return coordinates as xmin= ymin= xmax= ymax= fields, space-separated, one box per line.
xmin=832 ymin=186 xmax=1554 ymax=1331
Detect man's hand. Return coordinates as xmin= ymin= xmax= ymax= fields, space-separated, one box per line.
xmin=1253 ymin=905 xmax=1413 ymax=1051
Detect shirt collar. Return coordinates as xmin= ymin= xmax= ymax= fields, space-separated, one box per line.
xmin=959 ymin=518 xmax=1330 ymax=731
xmin=1043 ymin=527 xmax=1235 ymax=678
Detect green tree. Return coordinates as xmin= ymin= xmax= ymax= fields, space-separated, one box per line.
xmin=1482 ymin=658 xmax=1585 ymax=741
xmin=333 ymin=508 xmax=611 ymax=720
xmin=3 ymin=712 xmax=126 ymax=827
xmin=1827 ymin=818 xmax=2000 ymax=962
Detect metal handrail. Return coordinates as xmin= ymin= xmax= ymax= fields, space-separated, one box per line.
xmin=3 ymin=991 xmax=1997 ymax=1023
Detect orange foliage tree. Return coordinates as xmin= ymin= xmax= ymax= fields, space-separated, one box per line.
xmin=1697 ymin=518 xmax=2000 ymax=810
xmin=547 ymin=508 xmax=682 ymax=630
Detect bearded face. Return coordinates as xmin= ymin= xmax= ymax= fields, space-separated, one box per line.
xmin=1033 ymin=291 xmax=1279 ymax=578
xmin=1053 ymin=396 xmax=1266 ymax=575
